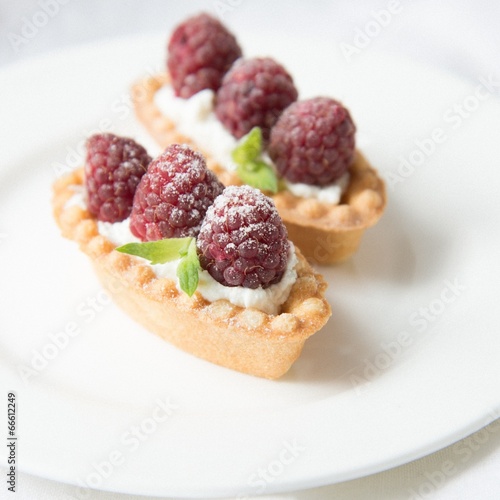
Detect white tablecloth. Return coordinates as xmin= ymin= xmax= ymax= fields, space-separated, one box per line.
xmin=1 ymin=1 xmax=499 ymax=498
xmin=1 ymin=419 xmax=499 ymax=499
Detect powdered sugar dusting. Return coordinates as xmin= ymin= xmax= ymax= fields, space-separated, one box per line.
xmin=85 ymin=133 xmax=151 ymax=222
xmin=198 ymin=186 xmax=290 ymax=289
xmin=68 ymin=188 xmax=297 ymax=314
xmin=197 ymin=243 xmax=298 ymax=315
xmin=129 ymin=143 xmax=224 ymax=240
xmin=155 ymin=85 xmax=351 ymax=200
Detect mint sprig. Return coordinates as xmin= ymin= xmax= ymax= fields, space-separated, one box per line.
xmin=175 ymin=237 xmax=201 ymax=297
xmin=232 ymin=127 xmax=278 ymax=194
xmin=116 ymin=237 xmax=200 ymax=297
xmin=116 ymin=238 xmax=192 ymax=265
xmin=232 ymin=126 xmax=262 ymax=164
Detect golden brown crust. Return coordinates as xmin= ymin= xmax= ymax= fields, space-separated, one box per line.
xmin=131 ymin=73 xmax=387 ymax=264
xmin=52 ymin=169 xmax=331 ymax=379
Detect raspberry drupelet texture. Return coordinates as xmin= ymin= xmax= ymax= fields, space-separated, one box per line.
xmin=197 ymin=186 xmax=290 ymax=289
xmin=129 ymin=144 xmax=224 ymax=241
xmin=167 ymin=13 xmax=242 ymax=99
xmin=214 ymin=57 xmax=298 ymax=140
xmin=268 ymin=97 xmax=356 ymax=186
xmin=85 ymin=133 xmax=151 ymax=223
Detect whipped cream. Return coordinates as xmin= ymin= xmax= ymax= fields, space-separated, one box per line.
xmin=61 ymin=192 xmax=296 ymax=315
xmin=155 ymin=86 xmax=237 ymax=171
xmin=284 ymin=172 xmax=350 ymax=204
xmin=197 ymin=245 xmax=297 ymax=315
xmin=154 ymin=85 xmax=349 ymax=204
xmin=64 ymin=185 xmax=87 ymax=209
xmin=97 ymin=216 xmax=297 ymax=315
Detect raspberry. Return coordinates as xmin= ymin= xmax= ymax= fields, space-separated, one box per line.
xmin=167 ymin=13 xmax=242 ymax=98
xmin=85 ymin=133 xmax=151 ymax=223
xmin=214 ymin=57 xmax=298 ymax=140
xmin=130 ymin=144 xmax=224 ymax=241
xmin=268 ymin=97 xmax=356 ymax=186
xmin=197 ymin=186 xmax=289 ymax=289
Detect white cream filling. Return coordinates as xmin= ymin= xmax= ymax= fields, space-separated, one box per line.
xmin=64 ymin=184 xmax=87 ymax=209
xmin=155 ymin=85 xmax=349 ymax=205
xmin=283 ymin=172 xmax=350 ymax=203
xmin=65 ymin=192 xmax=297 ymax=315
xmin=197 ymin=244 xmax=297 ymax=315
xmin=155 ymin=86 xmax=238 ymax=171
xmin=154 ymin=85 xmax=349 ymax=205
xmin=97 ymin=217 xmax=297 ymax=316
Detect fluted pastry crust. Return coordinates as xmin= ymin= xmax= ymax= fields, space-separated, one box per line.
xmin=52 ymin=169 xmax=331 ymax=379
xmin=131 ymin=73 xmax=387 ymax=263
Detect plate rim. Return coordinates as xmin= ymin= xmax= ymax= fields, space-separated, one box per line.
xmin=1 ymin=32 xmax=500 ymax=498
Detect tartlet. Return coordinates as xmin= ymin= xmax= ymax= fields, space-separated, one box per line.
xmin=52 ymin=167 xmax=331 ymax=379
xmin=131 ymin=73 xmax=386 ymax=264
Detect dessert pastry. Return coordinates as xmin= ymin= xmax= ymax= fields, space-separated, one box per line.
xmin=52 ymin=136 xmax=331 ymax=379
xmin=132 ymin=13 xmax=386 ymax=264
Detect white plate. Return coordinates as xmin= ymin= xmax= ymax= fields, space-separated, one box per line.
xmin=1 ymin=33 xmax=499 ymax=498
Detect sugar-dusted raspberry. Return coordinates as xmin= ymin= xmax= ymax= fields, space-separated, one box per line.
xmin=85 ymin=133 xmax=151 ymax=223
xmin=129 ymin=144 xmax=224 ymax=241
xmin=197 ymin=185 xmax=289 ymax=289
xmin=167 ymin=13 xmax=242 ymax=98
xmin=268 ymin=97 xmax=356 ymax=186
xmin=214 ymin=57 xmax=298 ymax=140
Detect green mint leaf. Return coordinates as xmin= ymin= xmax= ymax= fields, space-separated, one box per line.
xmin=231 ymin=126 xmax=262 ymax=164
xmin=232 ymin=127 xmax=278 ymax=194
xmin=116 ymin=237 xmax=192 ymax=265
xmin=116 ymin=237 xmax=201 ymax=297
xmin=237 ymin=161 xmax=278 ymax=194
xmin=176 ymin=237 xmax=200 ymax=297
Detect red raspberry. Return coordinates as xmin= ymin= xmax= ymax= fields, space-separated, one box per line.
xmin=214 ymin=57 xmax=298 ymax=140
xmin=197 ymin=186 xmax=290 ymax=289
xmin=268 ymin=97 xmax=356 ymax=186
xmin=167 ymin=13 xmax=242 ymax=98
xmin=85 ymin=133 xmax=151 ymax=223
xmin=130 ymin=144 xmax=224 ymax=241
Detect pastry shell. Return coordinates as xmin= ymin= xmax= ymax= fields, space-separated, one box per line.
xmin=131 ymin=73 xmax=387 ymax=264
xmin=52 ymin=169 xmax=331 ymax=379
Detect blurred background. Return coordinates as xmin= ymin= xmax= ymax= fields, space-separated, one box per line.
xmin=1 ymin=0 xmax=500 ymax=86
